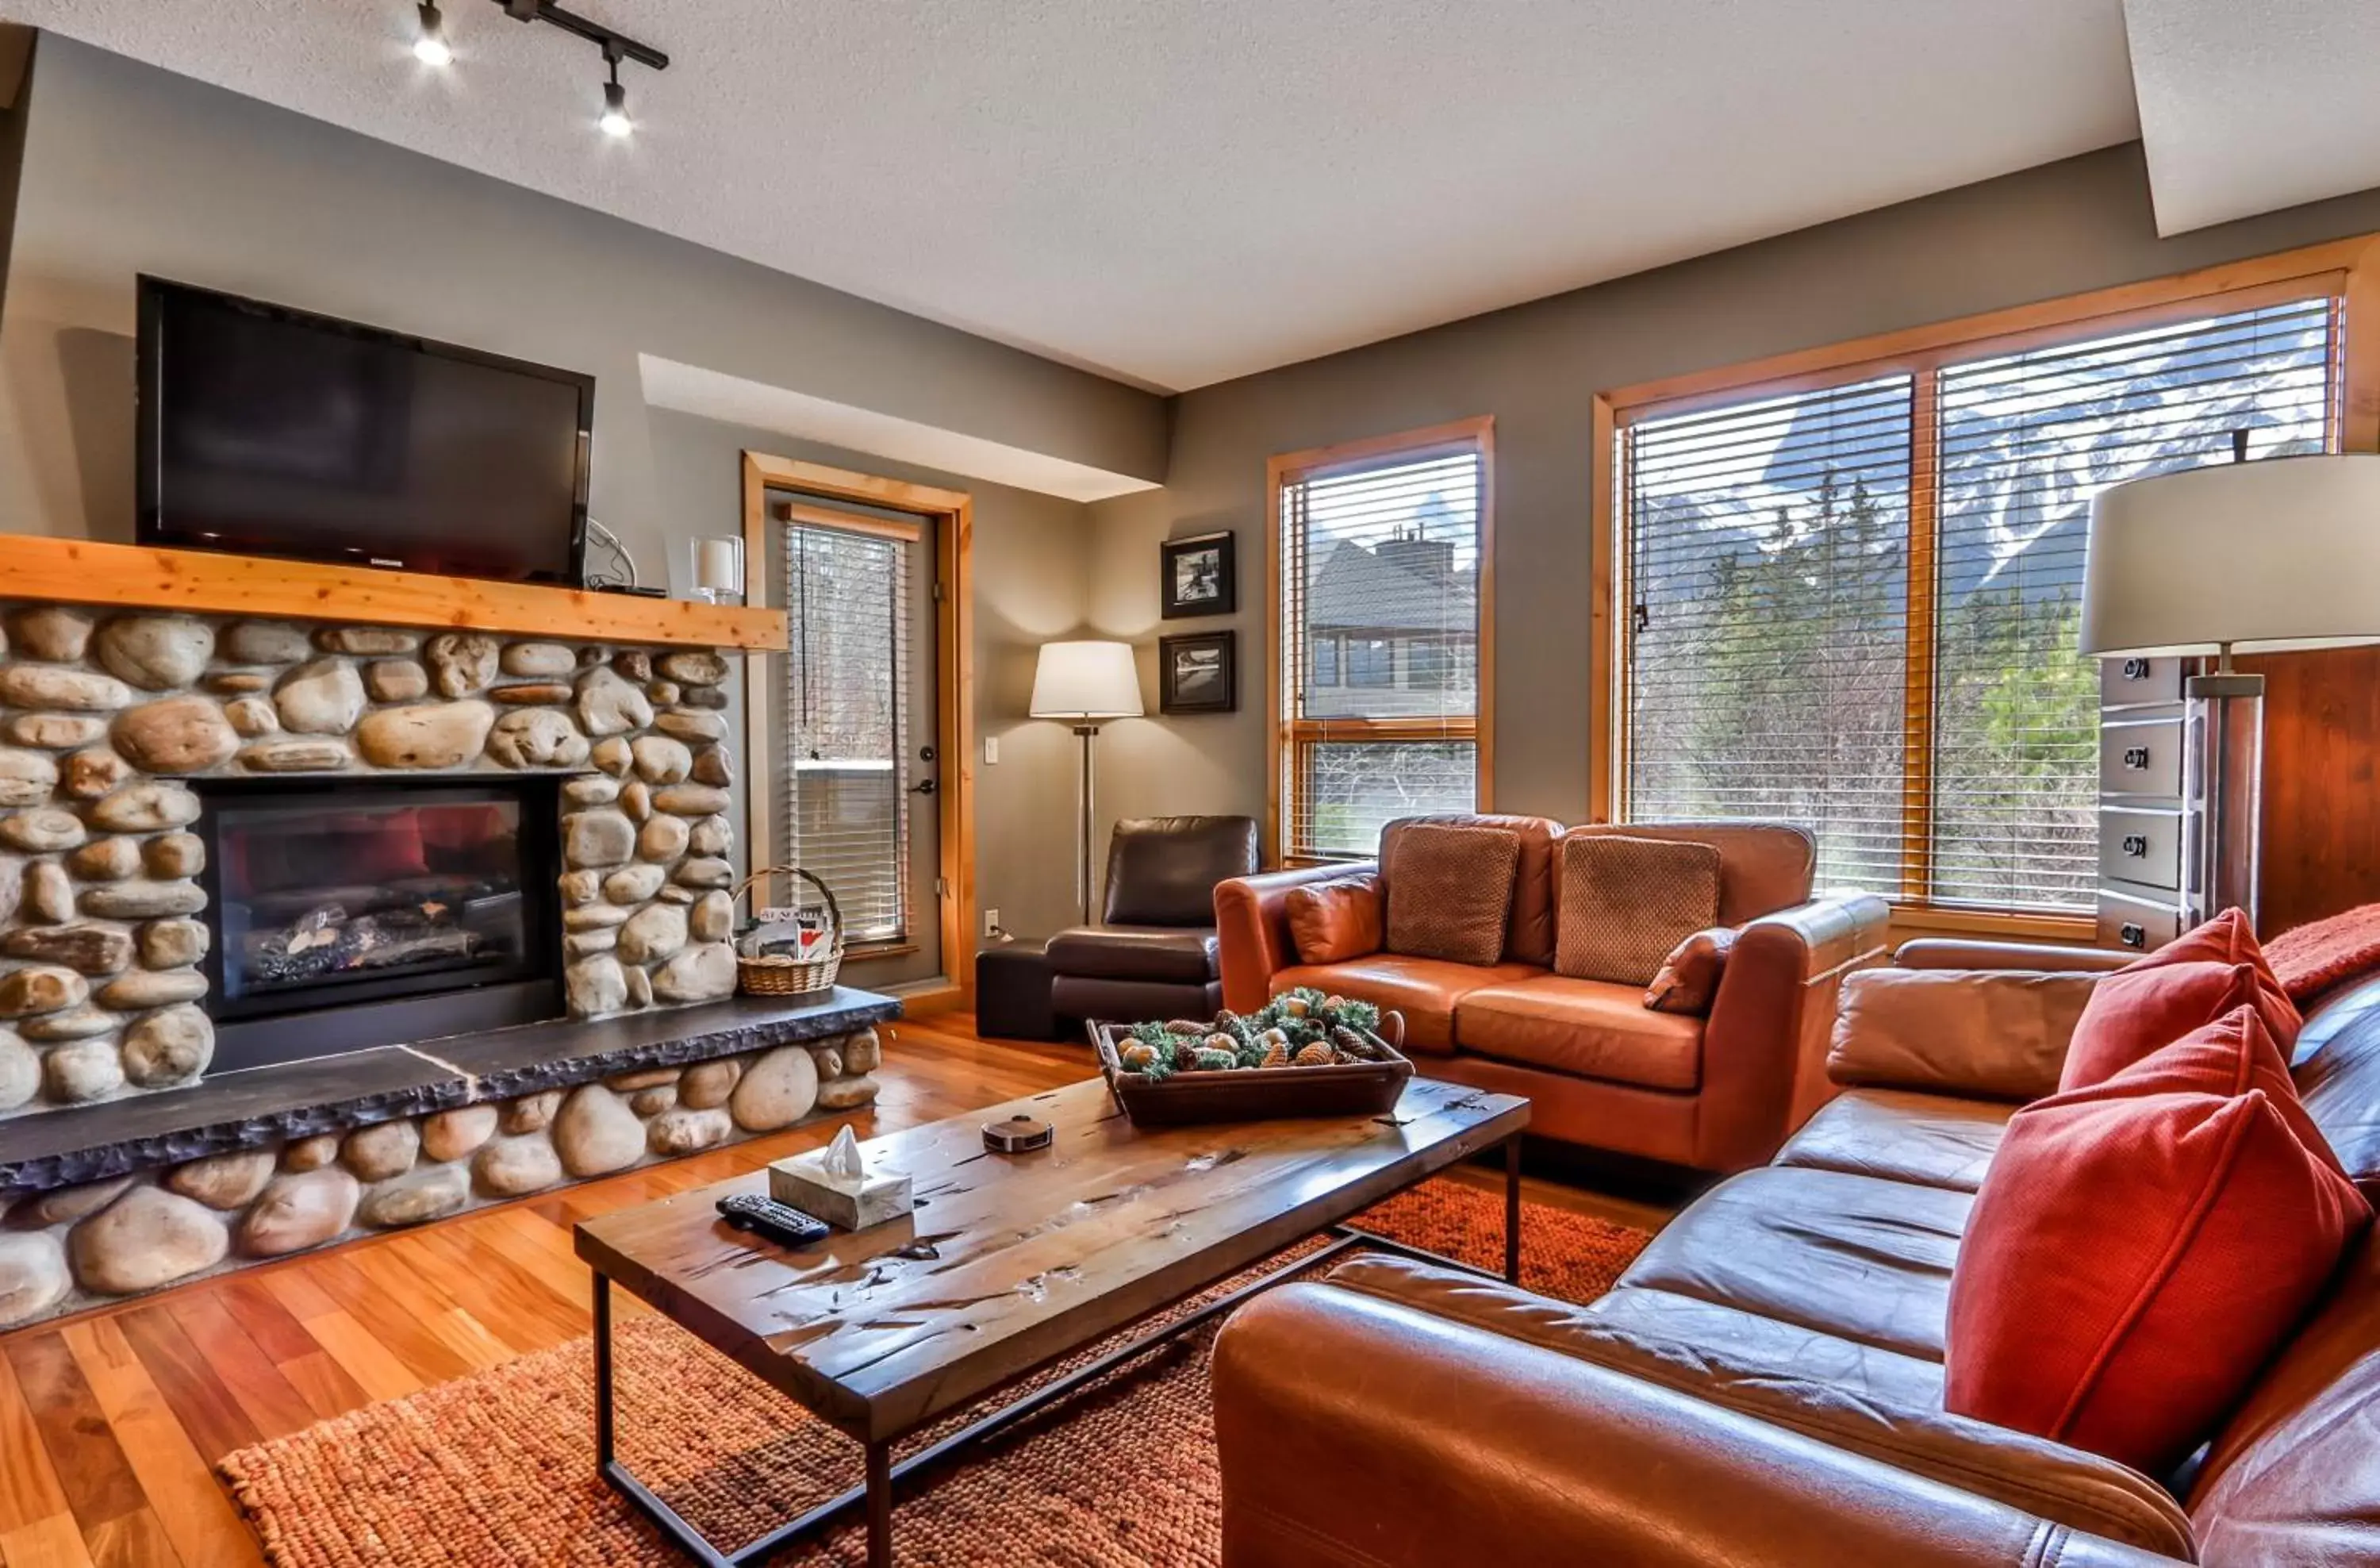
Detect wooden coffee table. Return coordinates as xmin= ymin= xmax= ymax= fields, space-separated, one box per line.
xmin=574 ymin=1074 xmax=1530 ymax=1566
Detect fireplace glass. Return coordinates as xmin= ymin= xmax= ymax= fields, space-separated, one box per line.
xmin=199 ymin=781 xmax=559 ymax=1024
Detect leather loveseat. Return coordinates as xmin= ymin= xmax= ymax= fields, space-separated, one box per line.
xmin=1215 ymin=815 xmax=1891 ymax=1173
xmin=1211 ymin=940 xmax=2380 ymax=1566
xmin=1046 ymin=814 xmax=1258 ymax=1024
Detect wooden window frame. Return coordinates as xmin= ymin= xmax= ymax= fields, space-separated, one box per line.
xmin=740 ymin=453 xmax=977 ymax=1005
xmin=1266 ymin=417 xmax=1496 ymax=865
xmin=1593 ymin=233 xmax=2380 ymax=941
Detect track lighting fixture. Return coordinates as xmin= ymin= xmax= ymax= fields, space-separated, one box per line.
xmin=401 ymin=0 xmax=667 ymax=137
xmin=412 ymin=2 xmax=453 ymax=67
xmin=599 ymin=63 xmax=633 ymax=140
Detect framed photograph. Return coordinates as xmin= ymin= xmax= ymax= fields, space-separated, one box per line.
xmin=1161 ymin=530 xmax=1237 ymax=619
xmin=1159 ymin=632 xmax=1237 ymax=714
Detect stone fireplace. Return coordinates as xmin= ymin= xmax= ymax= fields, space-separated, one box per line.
xmin=0 ymin=588 xmax=892 ymax=1332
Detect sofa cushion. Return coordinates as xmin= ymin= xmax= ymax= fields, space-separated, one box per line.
xmin=1944 ymin=1063 xmax=2373 ymax=1474
xmin=1101 ymin=814 xmax=1259 ymax=926
xmin=1616 ymin=1165 xmax=1970 ymax=1361
xmin=1046 ymin=924 xmax=1220 ymax=983
xmin=1383 ymin=821 xmax=1521 ymax=967
xmin=1273 ymin=955 xmax=1544 ymax=1053
xmin=1285 ymin=874 xmax=1383 ymax=966
xmin=1380 ymin=814 xmax=1564 ymax=965
xmin=2291 ymin=970 xmax=2380 ymax=1197
xmin=2063 ymin=959 xmax=2302 ymax=1091
xmin=1454 ymin=974 xmax=1703 ymax=1092
xmin=1553 ymin=833 xmax=1722 ymax=986
xmin=1558 ymin=821 xmax=1814 ymax=928
xmin=1645 ymin=926 xmax=1733 ymax=1016
xmin=1774 ymin=1089 xmax=2011 ymax=1194
xmin=1829 ymin=968 xmax=2100 ymax=1103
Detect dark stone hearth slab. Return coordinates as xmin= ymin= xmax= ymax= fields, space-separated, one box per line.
xmin=0 ymin=990 xmax=900 ymax=1197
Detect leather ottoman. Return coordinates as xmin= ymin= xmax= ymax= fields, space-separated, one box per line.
xmin=975 ymin=940 xmax=1067 ymax=1042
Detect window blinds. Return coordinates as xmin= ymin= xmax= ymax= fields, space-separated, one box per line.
xmin=1625 ymin=376 xmax=1915 ymax=893
xmin=783 ymin=523 xmax=911 ymax=942
xmin=1281 ymin=448 xmax=1482 ymax=859
xmin=1930 ymin=296 xmax=2337 ymax=909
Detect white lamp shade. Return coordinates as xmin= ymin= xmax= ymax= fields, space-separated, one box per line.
xmin=2081 ymin=454 xmax=2380 ymax=657
xmin=1029 ymin=640 xmax=1143 ymax=719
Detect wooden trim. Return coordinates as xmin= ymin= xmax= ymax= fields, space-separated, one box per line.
xmin=1266 ymin=417 xmax=1495 ymax=863
xmin=1587 ymin=395 xmax=1618 ymax=823
xmin=774 ymin=502 xmax=925 ymax=544
xmin=739 ymin=453 xmax=978 ymax=1001
xmin=1887 ymin=906 xmax=2100 ymax=944
xmin=1899 ymin=368 xmax=1940 ymax=901
xmin=2343 ymin=238 xmax=2380 ymax=454
xmin=1604 ymin=236 xmax=2375 ymax=417
xmin=0 ymin=535 xmax=788 ymax=650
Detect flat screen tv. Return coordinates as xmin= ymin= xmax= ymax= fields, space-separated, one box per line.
xmin=136 ymin=277 xmax=592 ymax=584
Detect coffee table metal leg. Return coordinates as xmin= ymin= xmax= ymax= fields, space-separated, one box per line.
xmin=866 ymin=1442 xmax=892 ymax=1566
xmin=1504 ymin=1134 xmax=1523 ymax=1283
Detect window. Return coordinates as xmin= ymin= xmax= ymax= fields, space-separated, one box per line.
xmin=782 ymin=521 xmax=913 ymax=941
xmin=1620 ymin=294 xmax=2340 ymax=913
xmin=1274 ymin=420 xmax=1492 ymax=860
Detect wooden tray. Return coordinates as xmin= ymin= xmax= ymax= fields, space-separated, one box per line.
xmin=1088 ymin=1013 xmax=1414 ymax=1126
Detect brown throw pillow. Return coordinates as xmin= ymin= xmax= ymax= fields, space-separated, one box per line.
xmin=1384 ymin=823 xmax=1521 ymax=967
xmin=1645 ymin=926 xmax=1736 ymax=1014
xmin=1287 ymin=874 xmax=1385 ymax=965
xmin=1557 ymin=834 xmax=1722 ymax=986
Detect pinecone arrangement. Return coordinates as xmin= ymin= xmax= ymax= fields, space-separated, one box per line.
xmin=1116 ymin=988 xmax=1388 ymax=1079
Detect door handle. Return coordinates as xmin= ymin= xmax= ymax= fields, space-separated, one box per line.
xmin=910 ymin=778 xmax=938 ymax=796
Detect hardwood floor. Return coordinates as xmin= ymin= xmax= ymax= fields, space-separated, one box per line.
xmin=0 ymin=1017 xmax=1664 ymax=1568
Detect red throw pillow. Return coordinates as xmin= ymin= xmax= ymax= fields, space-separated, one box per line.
xmin=2062 ymin=959 xmax=2301 ymax=1093
xmin=1286 ymin=875 xmax=1384 ymax=966
xmin=2105 ymin=1005 xmax=2347 ymax=1176
xmin=2156 ymin=906 xmax=2278 ymax=977
xmin=1945 ymin=1076 xmax=2371 ymax=1473
xmin=1645 ymin=927 xmax=1735 ymax=1015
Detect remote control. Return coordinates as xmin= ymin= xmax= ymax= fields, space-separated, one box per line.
xmin=716 ymin=1193 xmax=831 ymax=1247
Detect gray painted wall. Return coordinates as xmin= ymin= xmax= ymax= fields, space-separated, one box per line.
xmin=0 ymin=32 xmax=1165 ymax=579
xmin=644 ymin=406 xmax=1097 ymax=955
xmin=1088 ymin=144 xmax=2380 ymax=851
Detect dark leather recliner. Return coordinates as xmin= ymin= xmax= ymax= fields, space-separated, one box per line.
xmin=1048 ymin=816 xmax=1258 ymax=1024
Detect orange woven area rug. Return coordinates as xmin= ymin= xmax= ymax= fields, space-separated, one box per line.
xmin=221 ymin=1178 xmax=1650 ymax=1567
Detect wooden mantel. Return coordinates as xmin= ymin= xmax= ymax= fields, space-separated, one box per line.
xmin=0 ymin=536 xmax=787 ymax=651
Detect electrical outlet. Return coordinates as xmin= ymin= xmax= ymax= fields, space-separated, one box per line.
xmin=984 ymin=907 xmax=1001 ymax=936
xmin=984 ymin=736 xmax=1000 ymax=764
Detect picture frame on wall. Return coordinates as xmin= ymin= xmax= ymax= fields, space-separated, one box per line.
xmin=1161 ymin=530 xmax=1237 ymax=618
xmin=1159 ymin=631 xmax=1236 ymax=714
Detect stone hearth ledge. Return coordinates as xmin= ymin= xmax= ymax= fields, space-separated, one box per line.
xmin=0 ymin=989 xmax=899 ymax=1197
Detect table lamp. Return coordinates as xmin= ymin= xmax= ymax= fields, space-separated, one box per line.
xmin=2082 ymin=453 xmax=2380 ymax=928
xmin=1029 ymin=640 xmax=1143 ymax=924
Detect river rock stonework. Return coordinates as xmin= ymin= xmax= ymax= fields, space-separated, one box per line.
xmin=0 ymin=605 xmax=747 ymax=1118
xmin=0 ymin=1028 xmax=882 ymax=1329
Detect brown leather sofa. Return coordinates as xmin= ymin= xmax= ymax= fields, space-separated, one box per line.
xmin=1211 ymin=941 xmax=2380 ymax=1566
xmin=1214 ymin=816 xmax=1891 ymax=1172
xmin=1046 ymin=815 xmax=1258 ymax=1024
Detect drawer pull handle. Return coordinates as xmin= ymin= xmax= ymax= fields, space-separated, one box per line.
xmin=2122 ymin=746 xmax=2151 ymax=770
xmin=2122 ymin=658 xmax=2152 ymax=681
xmin=2120 ymin=922 xmax=2147 ymax=949
xmin=2122 ymin=834 xmax=2149 ymax=858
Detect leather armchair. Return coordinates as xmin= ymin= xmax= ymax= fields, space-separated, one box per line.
xmin=1046 ymin=815 xmax=1258 ymax=1024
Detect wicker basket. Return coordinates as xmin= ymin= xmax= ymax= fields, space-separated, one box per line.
xmin=732 ymin=866 xmax=844 ymax=997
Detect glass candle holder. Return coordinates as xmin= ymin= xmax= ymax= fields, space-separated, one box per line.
xmin=690 ymin=534 xmax=745 ymax=605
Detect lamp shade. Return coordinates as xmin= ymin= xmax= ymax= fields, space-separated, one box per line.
xmin=1029 ymin=640 xmax=1143 ymax=720
xmin=2082 ymin=454 xmax=2380 ymax=656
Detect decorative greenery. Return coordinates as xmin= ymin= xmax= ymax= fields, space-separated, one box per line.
xmin=1111 ymin=988 xmax=1386 ymax=1078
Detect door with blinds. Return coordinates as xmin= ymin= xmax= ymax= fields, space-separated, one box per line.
xmin=762 ymin=496 xmax=942 ymax=986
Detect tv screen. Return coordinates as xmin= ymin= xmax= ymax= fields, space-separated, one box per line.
xmin=136 ymin=278 xmax=591 ymax=584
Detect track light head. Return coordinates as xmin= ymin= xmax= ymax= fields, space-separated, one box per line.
xmin=599 ymin=76 xmax=633 ymax=138
xmin=412 ymin=2 xmax=453 ymax=67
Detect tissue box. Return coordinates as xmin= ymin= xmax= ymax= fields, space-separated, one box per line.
xmin=767 ymin=1153 xmax=913 ymax=1232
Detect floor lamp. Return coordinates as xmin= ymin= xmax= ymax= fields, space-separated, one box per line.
xmin=2083 ymin=454 xmax=2380 ymax=929
xmin=1029 ymin=640 xmax=1144 ymax=925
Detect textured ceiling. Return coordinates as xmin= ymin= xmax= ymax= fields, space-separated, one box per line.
xmin=2125 ymin=0 xmax=2380 ymax=237
xmin=9 ymin=1 xmax=2144 ymax=391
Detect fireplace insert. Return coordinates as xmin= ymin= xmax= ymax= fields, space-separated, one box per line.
xmin=193 ymin=778 xmax=564 ymax=1071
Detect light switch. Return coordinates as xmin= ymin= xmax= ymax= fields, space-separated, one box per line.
xmin=984 ymin=736 xmax=1000 ymax=764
